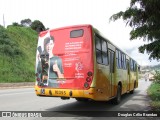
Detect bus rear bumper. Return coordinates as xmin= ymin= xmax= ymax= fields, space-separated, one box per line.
xmin=34 ymin=85 xmax=95 ymax=100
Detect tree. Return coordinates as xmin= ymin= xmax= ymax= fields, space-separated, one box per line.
xmin=0 ymin=25 xmax=22 ymax=57
xmin=30 ymin=20 xmax=46 ymax=33
xmin=12 ymin=22 xmax=21 ymax=26
xmin=154 ymin=70 xmax=160 ymax=83
xmin=21 ymin=18 xmax=32 ymax=27
xmin=110 ymin=0 xmax=160 ymax=60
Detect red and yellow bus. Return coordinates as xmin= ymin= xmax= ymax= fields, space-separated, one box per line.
xmin=35 ymin=24 xmax=138 ymax=104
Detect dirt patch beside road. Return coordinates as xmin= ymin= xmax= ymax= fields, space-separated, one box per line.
xmin=0 ymin=82 xmax=35 ymax=89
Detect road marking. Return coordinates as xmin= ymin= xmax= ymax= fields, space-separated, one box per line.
xmin=0 ymin=92 xmax=33 ymax=96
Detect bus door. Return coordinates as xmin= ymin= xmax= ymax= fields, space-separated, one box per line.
xmin=108 ymin=50 xmax=115 ymax=97
xmin=126 ymin=59 xmax=130 ymax=91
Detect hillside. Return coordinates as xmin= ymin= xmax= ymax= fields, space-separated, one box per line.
xmin=0 ymin=25 xmax=38 ymax=82
xmin=141 ymin=64 xmax=160 ymax=72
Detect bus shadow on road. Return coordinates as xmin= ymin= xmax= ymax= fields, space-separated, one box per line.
xmin=46 ymin=89 xmax=147 ymax=117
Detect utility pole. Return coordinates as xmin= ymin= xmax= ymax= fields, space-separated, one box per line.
xmin=3 ymin=14 xmax=5 ymax=28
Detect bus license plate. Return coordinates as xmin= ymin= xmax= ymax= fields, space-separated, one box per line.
xmin=55 ymin=90 xmax=66 ymax=95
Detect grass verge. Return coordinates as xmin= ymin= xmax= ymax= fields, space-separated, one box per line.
xmin=147 ymin=82 xmax=160 ymax=111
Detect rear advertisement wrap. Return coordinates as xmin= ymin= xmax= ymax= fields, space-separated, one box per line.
xmin=35 ymin=26 xmax=93 ymax=89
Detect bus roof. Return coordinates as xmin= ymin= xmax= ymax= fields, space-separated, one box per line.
xmin=39 ymin=24 xmax=92 ymax=36
xmin=39 ymin=24 xmax=137 ymax=63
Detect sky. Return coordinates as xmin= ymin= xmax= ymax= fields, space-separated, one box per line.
xmin=0 ymin=0 xmax=159 ymax=66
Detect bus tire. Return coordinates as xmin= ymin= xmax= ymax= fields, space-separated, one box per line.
xmin=130 ymin=81 xmax=136 ymax=94
xmin=112 ymin=85 xmax=121 ymax=105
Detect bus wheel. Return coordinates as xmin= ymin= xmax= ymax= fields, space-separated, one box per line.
xmin=130 ymin=82 xmax=136 ymax=94
xmin=75 ymin=98 xmax=88 ymax=102
xmin=112 ymin=85 xmax=121 ymax=105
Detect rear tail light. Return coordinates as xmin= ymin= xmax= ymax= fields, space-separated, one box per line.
xmin=86 ymin=77 xmax=91 ymax=82
xmin=84 ymin=71 xmax=93 ymax=89
xmin=37 ymin=78 xmax=40 ymax=81
xmin=84 ymin=82 xmax=89 ymax=88
xmin=87 ymin=71 xmax=93 ymax=77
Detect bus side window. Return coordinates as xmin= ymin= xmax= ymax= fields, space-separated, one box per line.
xmin=95 ymin=36 xmax=101 ymax=50
xmin=130 ymin=59 xmax=133 ymax=71
xmin=95 ymin=35 xmax=108 ymax=65
xmin=133 ymin=61 xmax=136 ymax=71
xmin=96 ymin=50 xmax=102 ymax=63
xmin=124 ymin=55 xmax=126 ymax=69
xmin=116 ymin=50 xmax=119 ymax=68
xmin=134 ymin=62 xmax=137 ymax=72
xmin=133 ymin=61 xmax=135 ymax=71
xmin=130 ymin=59 xmax=132 ymax=71
xmin=102 ymin=40 xmax=108 ymax=65
xmin=135 ymin=63 xmax=137 ymax=72
xmin=95 ymin=36 xmax=102 ymax=64
xmin=118 ymin=51 xmax=122 ymax=69
xmin=121 ymin=53 xmax=124 ymax=69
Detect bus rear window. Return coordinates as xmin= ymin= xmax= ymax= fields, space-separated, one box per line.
xmin=70 ymin=29 xmax=84 ymax=38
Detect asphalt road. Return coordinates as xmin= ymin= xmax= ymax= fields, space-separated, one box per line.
xmin=0 ymin=79 xmax=158 ymax=120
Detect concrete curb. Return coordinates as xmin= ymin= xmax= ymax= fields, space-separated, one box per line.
xmin=0 ymin=82 xmax=35 ymax=89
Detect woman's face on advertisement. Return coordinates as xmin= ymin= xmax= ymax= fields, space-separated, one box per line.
xmin=46 ymin=40 xmax=54 ymax=53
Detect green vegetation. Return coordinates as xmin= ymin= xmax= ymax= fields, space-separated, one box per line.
xmin=148 ymin=70 xmax=160 ymax=111
xmin=148 ymin=83 xmax=160 ymax=111
xmin=30 ymin=20 xmax=46 ymax=33
xmin=110 ymin=0 xmax=160 ymax=60
xmin=154 ymin=70 xmax=160 ymax=83
xmin=12 ymin=18 xmax=47 ymax=33
xmin=0 ymin=25 xmax=38 ymax=82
